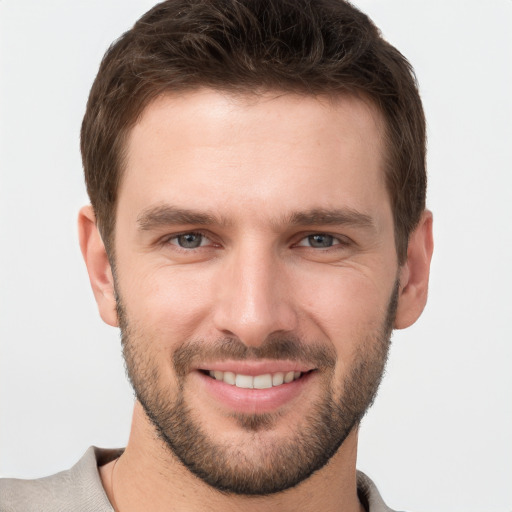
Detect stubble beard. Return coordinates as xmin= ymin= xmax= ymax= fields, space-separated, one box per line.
xmin=117 ymin=281 xmax=398 ymax=496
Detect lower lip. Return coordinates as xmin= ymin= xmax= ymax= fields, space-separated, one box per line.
xmin=196 ymin=371 xmax=314 ymax=414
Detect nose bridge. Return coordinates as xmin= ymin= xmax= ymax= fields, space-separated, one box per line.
xmin=213 ymin=239 xmax=297 ymax=346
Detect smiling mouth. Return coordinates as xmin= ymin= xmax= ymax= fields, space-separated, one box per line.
xmin=202 ymin=370 xmax=311 ymax=389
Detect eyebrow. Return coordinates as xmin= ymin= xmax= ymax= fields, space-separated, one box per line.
xmin=137 ymin=205 xmax=229 ymax=231
xmin=137 ymin=205 xmax=375 ymax=232
xmin=285 ymin=208 xmax=375 ymax=229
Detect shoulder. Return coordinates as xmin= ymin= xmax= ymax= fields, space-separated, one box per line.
xmin=0 ymin=447 xmax=121 ymax=512
xmin=357 ymin=471 xmax=404 ymax=512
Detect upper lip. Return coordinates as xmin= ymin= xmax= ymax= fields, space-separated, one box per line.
xmin=196 ymin=360 xmax=315 ymax=375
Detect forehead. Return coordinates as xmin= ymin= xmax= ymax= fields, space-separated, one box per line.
xmin=120 ymin=89 xmax=389 ymax=225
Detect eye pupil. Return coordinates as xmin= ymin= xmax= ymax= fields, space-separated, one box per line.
xmin=178 ymin=233 xmax=202 ymax=248
xmin=308 ymin=234 xmax=334 ymax=248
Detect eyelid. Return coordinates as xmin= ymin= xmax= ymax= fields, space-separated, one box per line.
xmin=158 ymin=230 xmax=352 ymax=250
xmin=161 ymin=230 xmax=217 ymax=248
xmin=168 ymin=231 xmax=208 ymax=245
xmin=294 ymin=232 xmax=352 ymax=248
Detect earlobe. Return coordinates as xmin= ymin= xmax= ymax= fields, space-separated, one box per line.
xmin=394 ymin=210 xmax=434 ymax=329
xmin=78 ymin=206 xmax=119 ymax=327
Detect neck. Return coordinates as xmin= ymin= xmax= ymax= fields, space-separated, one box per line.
xmin=101 ymin=402 xmax=365 ymax=512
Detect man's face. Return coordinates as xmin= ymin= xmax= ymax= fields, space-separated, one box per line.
xmin=113 ymin=90 xmax=399 ymax=494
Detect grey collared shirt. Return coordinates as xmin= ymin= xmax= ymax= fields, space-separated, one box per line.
xmin=0 ymin=447 xmax=397 ymax=512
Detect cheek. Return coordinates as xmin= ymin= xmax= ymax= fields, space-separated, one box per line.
xmin=118 ymin=263 xmax=217 ymax=345
xmin=292 ymin=267 xmax=392 ymax=357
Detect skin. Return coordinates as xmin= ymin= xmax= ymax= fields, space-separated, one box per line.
xmin=79 ymin=89 xmax=433 ymax=512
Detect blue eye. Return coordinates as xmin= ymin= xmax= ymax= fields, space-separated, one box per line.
xmin=171 ymin=233 xmax=206 ymax=249
xmin=304 ymin=234 xmax=335 ymax=248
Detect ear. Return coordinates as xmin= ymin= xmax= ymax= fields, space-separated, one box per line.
xmin=395 ymin=210 xmax=434 ymax=329
xmin=78 ymin=205 xmax=118 ymax=327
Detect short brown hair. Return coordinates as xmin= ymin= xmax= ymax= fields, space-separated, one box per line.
xmin=81 ymin=0 xmax=426 ymax=264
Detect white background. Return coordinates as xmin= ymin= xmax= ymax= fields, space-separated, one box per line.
xmin=1 ymin=1 xmax=511 ymax=511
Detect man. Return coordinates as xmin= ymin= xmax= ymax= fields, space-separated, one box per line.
xmin=0 ymin=0 xmax=433 ymax=510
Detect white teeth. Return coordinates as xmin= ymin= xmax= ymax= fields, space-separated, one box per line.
xmin=207 ymin=370 xmax=303 ymax=388
xmin=272 ymin=372 xmax=284 ymax=386
xmin=284 ymin=371 xmax=295 ymax=383
xmin=235 ymin=374 xmax=254 ymax=388
xmin=223 ymin=371 xmax=236 ymax=385
xmin=253 ymin=374 xmax=272 ymax=389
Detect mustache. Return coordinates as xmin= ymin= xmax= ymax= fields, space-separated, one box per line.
xmin=173 ymin=335 xmax=337 ymax=377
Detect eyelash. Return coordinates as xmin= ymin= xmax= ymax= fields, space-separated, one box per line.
xmin=165 ymin=231 xmax=214 ymax=250
xmin=163 ymin=231 xmax=351 ymax=250
xmin=295 ymin=233 xmax=350 ymax=249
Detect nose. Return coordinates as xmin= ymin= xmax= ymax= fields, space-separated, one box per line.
xmin=212 ymin=244 xmax=298 ymax=347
